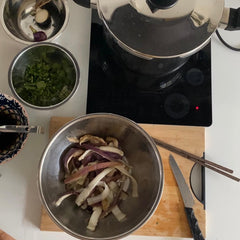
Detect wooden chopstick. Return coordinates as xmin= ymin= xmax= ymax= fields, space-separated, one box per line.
xmin=153 ymin=137 xmax=240 ymax=182
xmin=153 ymin=137 xmax=233 ymax=173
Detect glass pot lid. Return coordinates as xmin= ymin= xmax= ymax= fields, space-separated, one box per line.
xmin=97 ymin=0 xmax=225 ymax=58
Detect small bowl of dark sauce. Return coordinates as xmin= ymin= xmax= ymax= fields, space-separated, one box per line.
xmin=0 ymin=93 xmax=29 ymax=164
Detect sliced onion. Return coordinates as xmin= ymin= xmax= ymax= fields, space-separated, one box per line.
xmin=99 ymin=146 xmax=124 ymax=156
xmin=78 ymin=149 xmax=92 ymax=161
xmin=59 ymin=134 xmax=140 ymax=232
xmin=81 ymin=143 xmax=122 ymax=161
xmin=115 ymin=166 xmax=138 ymax=198
xmin=87 ymin=206 xmax=102 ymax=231
xmin=87 ymin=181 xmax=110 ymax=205
xmin=106 ymin=136 xmax=119 ymax=147
xmin=75 ymin=172 xmax=88 ymax=186
xmin=104 ymin=173 xmax=122 ymax=183
xmin=55 ymin=192 xmax=78 ymax=207
xmin=81 ymin=202 xmax=88 ymax=210
xmin=63 ymin=148 xmax=84 ymax=172
xmin=105 ymin=169 xmax=116 ymax=178
xmin=122 ymin=177 xmax=130 ymax=192
xmin=120 ymin=191 xmax=128 ymax=201
xmin=111 ymin=205 xmax=126 ymax=222
xmin=80 ymin=134 xmax=107 ymax=146
xmin=67 ymin=136 xmax=79 ymax=143
xmin=82 ymin=152 xmax=104 ymax=166
xmin=108 ymin=181 xmax=119 ymax=193
xmin=101 ymin=190 xmax=114 ymax=211
xmin=64 ymin=161 xmax=121 ymax=184
xmin=75 ymin=167 xmax=115 ymax=206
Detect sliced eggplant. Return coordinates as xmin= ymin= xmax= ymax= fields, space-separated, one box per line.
xmin=35 ymin=8 xmax=51 ymax=29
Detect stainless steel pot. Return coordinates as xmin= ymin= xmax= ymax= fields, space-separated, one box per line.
xmin=103 ymin=24 xmax=189 ymax=76
xmin=74 ymin=0 xmax=240 ymax=59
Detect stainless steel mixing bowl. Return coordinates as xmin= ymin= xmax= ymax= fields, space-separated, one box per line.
xmin=9 ymin=42 xmax=80 ymax=109
xmin=38 ymin=113 xmax=164 ymax=240
xmin=1 ymin=0 xmax=69 ymax=44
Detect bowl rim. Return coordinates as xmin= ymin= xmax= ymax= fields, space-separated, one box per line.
xmin=8 ymin=42 xmax=80 ymax=110
xmin=38 ymin=113 xmax=164 ymax=240
xmin=0 ymin=92 xmax=29 ymax=164
xmin=0 ymin=0 xmax=70 ymax=45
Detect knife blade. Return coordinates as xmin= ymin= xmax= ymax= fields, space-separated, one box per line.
xmin=169 ymin=154 xmax=205 ymax=240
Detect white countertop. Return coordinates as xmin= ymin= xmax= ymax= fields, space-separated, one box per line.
xmin=0 ymin=0 xmax=240 ymax=240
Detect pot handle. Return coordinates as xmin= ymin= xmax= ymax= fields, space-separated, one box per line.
xmin=221 ymin=7 xmax=240 ymax=31
xmin=73 ymin=0 xmax=90 ymax=8
xmin=146 ymin=0 xmax=178 ymax=12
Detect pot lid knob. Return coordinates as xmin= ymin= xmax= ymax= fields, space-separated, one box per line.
xmin=146 ymin=0 xmax=178 ymax=11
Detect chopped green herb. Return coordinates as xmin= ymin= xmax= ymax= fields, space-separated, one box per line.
xmin=12 ymin=46 xmax=77 ymax=107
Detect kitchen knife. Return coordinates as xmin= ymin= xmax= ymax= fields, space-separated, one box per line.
xmin=169 ymin=154 xmax=205 ymax=240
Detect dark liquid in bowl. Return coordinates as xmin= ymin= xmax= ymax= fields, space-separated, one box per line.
xmin=0 ymin=112 xmax=19 ymax=152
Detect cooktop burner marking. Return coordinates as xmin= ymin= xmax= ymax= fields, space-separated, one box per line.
xmin=164 ymin=93 xmax=190 ymax=119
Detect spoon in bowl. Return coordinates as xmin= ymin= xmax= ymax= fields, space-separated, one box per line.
xmin=0 ymin=125 xmax=44 ymax=134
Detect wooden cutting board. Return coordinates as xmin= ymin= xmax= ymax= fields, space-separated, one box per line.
xmin=0 ymin=229 xmax=15 ymax=240
xmin=40 ymin=116 xmax=206 ymax=238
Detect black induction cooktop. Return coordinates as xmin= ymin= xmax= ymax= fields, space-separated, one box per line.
xmin=86 ymin=13 xmax=212 ymax=127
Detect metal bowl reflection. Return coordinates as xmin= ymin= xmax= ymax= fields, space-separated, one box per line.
xmin=1 ymin=0 xmax=69 ymax=44
xmin=9 ymin=42 xmax=80 ymax=109
xmin=38 ymin=113 xmax=164 ymax=240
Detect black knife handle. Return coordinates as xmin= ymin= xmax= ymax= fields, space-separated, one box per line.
xmin=185 ymin=207 xmax=205 ymax=240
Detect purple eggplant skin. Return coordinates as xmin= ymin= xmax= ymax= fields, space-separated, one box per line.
xmin=29 ymin=25 xmax=47 ymax=42
xmin=33 ymin=31 xmax=47 ymax=41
